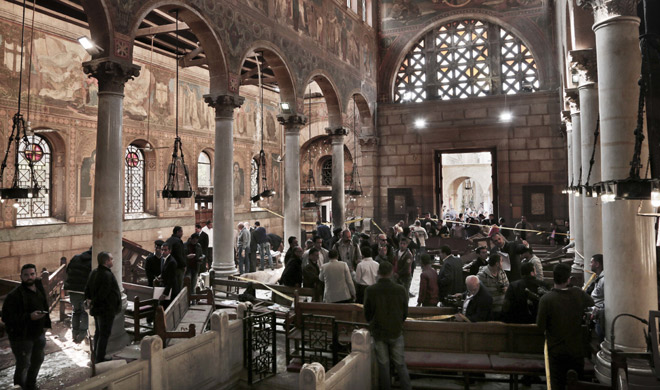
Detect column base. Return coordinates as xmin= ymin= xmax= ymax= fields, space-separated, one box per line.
xmin=104 ymin=296 xmax=131 ymax=356
xmin=212 ymin=262 xmax=238 ymax=278
xmin=595 ymin=340 xmax=655 ymax=386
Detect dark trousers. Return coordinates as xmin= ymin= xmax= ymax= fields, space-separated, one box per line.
xmin=548 ymin=353 xmax=584 ymax=390
xmin=93 ymin=313 xmax=114 ymax=363
xmin=10 ymin=333 xmax=46 ymax=390
xmin=355 ymin=283 xmax=367 ymax=304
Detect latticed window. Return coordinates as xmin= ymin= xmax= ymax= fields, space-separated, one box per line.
xmin=394 ymin=19 xmax=539 ymax=102
xmin=197 ymin=151 xmax=211 ymax=188
xmin=16 ymin=135 xmax=50 ymax=219
xmin=321 ymin=158 xmax=332 ymax=186
xmin=124 ymin=144 xmax=144 ymax=214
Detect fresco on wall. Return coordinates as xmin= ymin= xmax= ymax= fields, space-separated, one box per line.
xmin=381 ymin=0 xmax=544 ymax=29
xmin=233 ymin=161 xmax=245 ymax=203
xmin=179 ymin=80 xmax=214 ymax=131
xmin=234 ymin=99 xmax=256 ymax=137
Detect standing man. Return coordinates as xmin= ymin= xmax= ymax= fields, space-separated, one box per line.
xmin=588 ymin=254 xmax=605 ymax=342
xmin=85 ymin=252 xmax=121 ymax=363
xmin=537 ymin=263 xmax=593 ymax=390
xmin=393 ymin=238 xmax=414 ymax=297
xmin=477 ymin=253 xmax=509 ymax=319
xmin=437 ymin=245 xmax=466 ymax=301
xmin=201 ymin=220 xmax=213 ymax=270
xmin=333 ymin=229 xmax=362 ymax=271
xmin=236 ymin=223 xmax=251 ymax=275
xmin=157 ymin=243 xmax=179 ymax=308
xmin=303 ymin=236 xmax=330 ymax=267
xmin=253 ymin=221 xmax=274 ymax=270
xmin=514 ymin=216 xmax=529 ymax=242
xmin=144 ymin=240 xmax=164 ymax=287
xmin=315 ymin=221 xmax=332 ymax=249
xmin=184 ymin=233 xmax=204 ymax=288
xmin=195 ymin=224 xmax=209 ymax=270
xmin=490 ymin=231 xmax=528 ymax=282
xmin=303 ymin=248 xmax=325 ymax=301
xmin=364 ymin=261 xmax=411 ymax=390
xmin=64 ymin=247 xmax=93 ymax=343
xmin=280 ymin=246 xmax=303 ymax=287
xmin=2 ymin=264 xmax=51 ymax=390
xmin=417 ymin=254 xmax=439 ymax=307
xmin=166 ymin=226 xmax=186 ymax=293
xmin=319 ymin=249 xmax=356 ymax=303
xmin=411 ymin=220 xmax=428 ymax=261
xmin=354 ymin=247 xmax=380 ymax=303
xmin=502 ymin=262 xmax=546 ymax=324
xmin=521 ymin=247 xmax=544 ymax=282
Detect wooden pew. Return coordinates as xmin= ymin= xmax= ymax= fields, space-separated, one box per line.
xmin=123 ymin=282 xmax=158 ymax=342
xmin=210 ymin=272 xmax=316 ymax=303
xmin=153 ymin=284 xmax=215 ymax=347
xmin=121 ymin=238 xmax=152 ymax=284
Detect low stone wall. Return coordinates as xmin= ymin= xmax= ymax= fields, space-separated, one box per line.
xmin=66 ymin=310 xmax=244 ymax=390
xmin=299 ymin=329 xmax=373 ymax=390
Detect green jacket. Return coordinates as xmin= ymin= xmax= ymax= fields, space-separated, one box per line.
xmin=364 ymin=277 xmax=408 ymax=340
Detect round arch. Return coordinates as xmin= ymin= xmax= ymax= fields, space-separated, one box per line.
xmin=129 ymin=1 xmax=229 ymax=94
xmin=79 ymin=0 xmax=113 ymax=61
xmin=237 ymin=41 xmax=297 ymax=109
xmin=386 ymin=13 xmax=551 ymax=101
xmin=302 ymin=70 xmax=342 ymax=128
xmin=345 ymin=91 xmax=373 ymax=136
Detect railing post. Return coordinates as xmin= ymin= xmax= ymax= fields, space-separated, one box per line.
xmin=299 ymin=362 xmax=325 ymax=390
xmin=141 ymin=336 xmax=166 ymax=390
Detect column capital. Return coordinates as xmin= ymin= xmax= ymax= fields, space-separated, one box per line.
xmin=578 ymin=0 xmax=639 ymax=24
xmin=277 ymin=113 xmax=308 ymax=134
xmin=325 ymin=126 xmax=349 ymax=138
xmin=203 ymin=94 xmax=244 ymax=118
xmin=359 ymin=135 xmax=379 ymax=148
xmin=569 ymin=49 xmax=598 ymax=84
xmin=564 ymin=88 xmax=580 ymax=111
xmin=83 ymin=58 xmax=140 ymax=94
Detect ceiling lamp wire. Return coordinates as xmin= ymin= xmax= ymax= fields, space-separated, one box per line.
xmin=0 ymin=0 xmax=40 ymax=202
xmin=162 ymin=9 xmax=193 ymax=199
xmin=251 ymin=52 xmax=275 ymax=203
xmin=346 ymin=97 xmax=362 ymax=198
xmin=303 ymin=85 xmax=318 ymax=208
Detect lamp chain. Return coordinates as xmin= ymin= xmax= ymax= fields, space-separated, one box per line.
xmin=629 ymin=36 xmax=649 ymax=180
xmin=584 ymin=116 xmax=600 ymax=186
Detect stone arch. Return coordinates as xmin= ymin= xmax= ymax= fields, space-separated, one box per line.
xmin=238 ymin=42 xmax=297 ymax=110
xmin=302 ymin=70 xmax=342 ymax=128
xmin=29 ymin=128 xmax=66 ymax=221
xmin=385 ymin=13 xmax=552 ymax=101
xmin=346 ymin=90 xmax=373 ymax=131
xmin=79 ymin=0 xmax=113 ymax=60
xmin=124 ymin=138 xmax=157 ymax=214
xmin=129 ymin=1 xmax=229 ymax=94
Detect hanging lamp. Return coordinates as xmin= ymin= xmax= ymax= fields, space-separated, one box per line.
xmin=162 ymin=10 xmax=193 ymax=199
xmin=346 ymin=97 xmax=363 ymax=198
xmin=250 ymin=52 xmax=275 ymax=203
xmin=302 ymin=85 xmax=319 ymax=208
xmin=0 ymin=0 xmax=40 ymax=202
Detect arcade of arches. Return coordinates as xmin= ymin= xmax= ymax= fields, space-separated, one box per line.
xmin=0 ymin=0 xmax=658 ymax=387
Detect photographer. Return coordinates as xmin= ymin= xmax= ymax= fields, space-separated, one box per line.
xmin=502 ymin=262 xmax=547 ymax=324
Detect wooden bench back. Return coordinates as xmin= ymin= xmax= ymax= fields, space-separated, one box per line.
xmin=212 ymin=274 xmax=315 ymax=302
xmin=122 ymin=282 xmax=154 ymax=301
xmin=164 ymin=287 xmax=190 ymax=331
xmin=403 ymin=321 xmax=544 ymax=355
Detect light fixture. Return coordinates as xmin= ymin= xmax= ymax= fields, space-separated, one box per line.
xmin=346 ymin=96 xmax=363 ymax=198
xmin=414 ymin=118 xmax=426 ymax=129
xmin=161 ymin=10 xmax=193 ymax=199
xmin=0 ymin=0 xmax=41 ymax=201
xmin=499 ymin=111 xmax=513 ymax=122
xmin=77 ymin=36 xmax=103 ymax=56
xmin=279 ymin=102 xmax=292 ymax=114
xmin=251 ymin=52 xmax=275 ymax=203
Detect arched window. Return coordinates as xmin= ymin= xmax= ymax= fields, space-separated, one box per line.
xmin=394 ymin=19 xmax=540 ymax=103
xmin=321 ymin=158 xmax=333 ymax=186
xmin=250 ymin=158 xmax=259 ymax=208
xmin=124 ymin=144 xmax=145 ymax=214
xmin=16 ymin=135 xmax=51 ymax=220
xmin=198 ymin=151 xmax=211 ymax=188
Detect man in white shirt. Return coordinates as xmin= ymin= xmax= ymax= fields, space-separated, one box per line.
xmin=201 ymin=220 xmax=213 ymax=269
xmin=302 ymin=236 xmax=330 ymax=267
xmin=355 ymin=247 xmax=380 ymax=303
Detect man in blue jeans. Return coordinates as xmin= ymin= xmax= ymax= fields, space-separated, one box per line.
xmin=85 ymin=252 xmax=121 ymax=363
xmin=236 ymin=223 xmax=251 ymax=274
xmin=64 ymin=247 xmax=93 ymax=343
xmin=364 ymin=261 xmax=411 ymax=390
xmin=253 ymin=221 xmax=273 ymax=270
xmin=2 ymin=263 xmax=51 ymax=390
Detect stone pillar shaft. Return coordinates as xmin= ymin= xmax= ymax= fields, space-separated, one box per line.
xmin=83 ymin=58 xmax=140 ymax=354
xmin=327 ymin=127 xmax=348 ymax=230
xmin=278 ymin=114 xmax=307 ymax=248
xmin=592 ymin=13 xmax=658 ymax=383
xmin=571 ymin=109 xmax=584 ymax=269
xmin=565 ymin=118 xmax=575 ymax=250
xmin=204 ymin=94 xmax=244 ymax=277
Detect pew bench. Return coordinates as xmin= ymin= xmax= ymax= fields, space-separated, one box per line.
xmin=154 ymin=286 xmax=215 ymax=347
xmin=123 ymin=283 xmax=159 ymax=342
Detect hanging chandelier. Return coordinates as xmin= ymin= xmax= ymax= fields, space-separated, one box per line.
xmin=302 ymin=85 xmax=319 ymax=208
xmin=346 ymin=97 xmax=362 ymax=198
xmin=251 ymin=52 xmax=276 ymax=203
xmin=0 ymin=0 xmax=40 ymax=202
xmin=161 ymin=9 xmax=193 ymax=199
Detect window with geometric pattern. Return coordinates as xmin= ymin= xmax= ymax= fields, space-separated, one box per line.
xmin=395 ymin=19 xmax=539 ymax=103
xmin=16 ymin=135 xmax=50 ymax=220
xmin=124 ymin=144 xmax=144 ymax=214
xmin=321 ymin=158 xmax=333 ymax=186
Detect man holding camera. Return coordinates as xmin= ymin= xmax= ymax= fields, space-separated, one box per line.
xmin=2 ymin=263 xmax=52 ymax=390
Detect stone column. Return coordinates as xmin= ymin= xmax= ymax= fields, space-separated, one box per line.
xmin=326 ymin=127 xmax=348 ymax=230
xmin=83 ymin=58 xmax=140 ymax=353
xmin=567 ymin=89 xmax=584 ymax=270
xmin=204 ymin=94 xmax=244 ymax=277
xmin=358 ymin=136 xmax=379 ymax=219
xmin=571 ymin=49 xmax=603 ymax=279
xmin=278 ymin=114 xmax=307 ymax=249
xmin=562 ymin=111 xmax=575 ymax=253
xmin=580 ymin=0 xmax=658 ymax=384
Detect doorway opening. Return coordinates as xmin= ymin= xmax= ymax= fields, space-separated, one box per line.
xmin=435 ymin=149 xmax=497 ymax=219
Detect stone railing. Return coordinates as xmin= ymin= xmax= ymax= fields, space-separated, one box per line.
xmin=299 ymin=329 xmax=373 ymax=390
xmin=67 ymin=308 xmax=245 ymax=390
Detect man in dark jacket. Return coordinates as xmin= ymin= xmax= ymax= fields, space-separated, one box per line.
xmin=280 ymin=246 xmax=303 ymax=287
xmin=184 ymin=233 xmax=204 ymax=289
xmin=195 ymin=224 xmax=209 ymax=270
xmin=157 ymin=243 xmax=179 ymax=308
xmin=467 ymin=246 xmax=489 ymax=276
xmin=437 ymin=245 xmax=466 ymax=301
xmin=491 ymin=232 xmax=528 ymax=282
xmin=364 ymin=261 xmax=411 ymax=390
xmin=64 ymin=247 xmax=93 ymax=343
xmin=2 ymin=264 xmax=52 ymax=390
xmin=85 ymin=252 xmax=121 ymax=363
xmin=457 ymin=275 xmax=493 ymax=322
xmin=316 ymin=221 xmax=332 ymax=249
xmin=144 ymin=240 xmax=164 ymax=287
xmin=502 ymin=262 xmax=547 ymax=324
xmin=166 ymin=226 xmax=186 ymax=292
